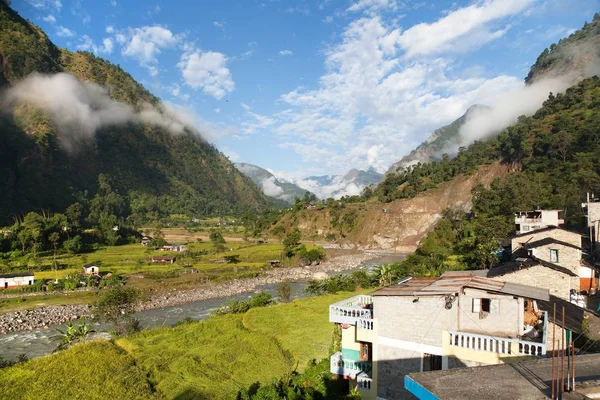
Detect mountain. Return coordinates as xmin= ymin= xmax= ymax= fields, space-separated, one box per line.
xmin=386 ymin=105 xmax=490 ymax=174
xmin=304 ymin=168 xmax=383 ymax=199
xmin=526 ymin=13 xmax=600 ymax=84
xmin=236 ymin=163 xmax=311 ymax=204
xmin=0 ymin=3 xmax=269 ymax=223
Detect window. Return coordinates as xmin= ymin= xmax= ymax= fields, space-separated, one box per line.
xmin=550 ymin=249 xmax=559 ymax=262
xmin=473 ymin=298 xmax=499 ymax=314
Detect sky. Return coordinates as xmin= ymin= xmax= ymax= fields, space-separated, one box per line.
xmin=12 ymin=0 xmax=599 ymax=181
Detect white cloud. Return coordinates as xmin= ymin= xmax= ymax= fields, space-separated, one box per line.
xmin=76 ymin=35 xmax=113 ymax=55
xmin=260 ymin=176 xmax=285 ymax=198
xmin=121 ymin=25 xmax=178 ymax=64
xmin=106 ymin=25 xmax=115 ymax=33
xmin=279 ymin=50 xmax=293 ymax=56
xmin=213 ymin=21 xmax=226 ymax=30
xmin=25 ymin=0 xmax=62 ymax=10
xmin=178 ymin=50 xmax=234 ymax=100
xmin=270 ymin=11 xmax=526 ymax=175
xmin=348 ymin=0 xmax=398 ymax=13
xmin=42 ymin=14 xmax=56 ymax=23
xmin=397 ymin=0 xmax=534 ymax=57
xmin=56 ymin=26 xmax=75 ymax=38
xmin=241 ymin=103 xmax=251 ymax=110
xmin=110 ymin=0 xmax=117 ymax=6
xmin=242 ymin=111 xmax=276 ymax=134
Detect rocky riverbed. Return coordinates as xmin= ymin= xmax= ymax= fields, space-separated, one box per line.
xmin=0 ymin=253 xmax=374 ymax=333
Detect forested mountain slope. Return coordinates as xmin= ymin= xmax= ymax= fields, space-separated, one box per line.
xmin=0 ymin=3 xmax=269 ymax=224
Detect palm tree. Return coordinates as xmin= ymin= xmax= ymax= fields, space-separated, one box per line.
xmin=376 ymin=265 xmax=394 ymax=286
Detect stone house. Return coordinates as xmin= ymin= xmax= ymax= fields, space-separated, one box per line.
xmin=329 ymin=272 xmax=556 ymax=400
xmin=488 ymin=227 xmax=598 ymax=305
xmin=82 ymin=264 xmax=99 ymax=275
xmin=151 ymin=255 xmax=175 ymax=264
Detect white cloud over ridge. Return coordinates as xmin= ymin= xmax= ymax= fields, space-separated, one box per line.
xmin=1 ymin=73 xmax=217 ymax=151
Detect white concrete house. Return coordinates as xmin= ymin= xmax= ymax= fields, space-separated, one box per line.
xmin=514 ymin=209 xmax=564 ymax=235
xmin=329 ymin=272 xmax=557 ymax=400
xmin=0 ymin=273 xmax=34 ymax=289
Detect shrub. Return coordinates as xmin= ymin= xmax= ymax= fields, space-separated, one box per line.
xmin=212 ymin=292 xmax=273 ymax=316
xmin=276 ymin=281 xmax=292 ymax=303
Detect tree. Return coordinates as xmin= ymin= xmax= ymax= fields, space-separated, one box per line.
xmin=209 ymin=230 xmax=226 ymax=252
xmin=48 ymin=231 xmax=60 ymax=281
xmin=92 ymin=286 xmax=141 ymax=335
xmin=276 ymin=280 xmax=292 ymax=303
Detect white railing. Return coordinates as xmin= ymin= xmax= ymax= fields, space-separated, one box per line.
xmin=449 ymin=312 xmax=547 ymax=356
xmin=356 ymin=373 xmax=373 ymax=390
xmin=330 ymin=352 xmax=371 ymax=377
xmin=329 ymin=295 xmax=373 ymax=325
xmin=356 ymin=317 xmax=374 ymax=330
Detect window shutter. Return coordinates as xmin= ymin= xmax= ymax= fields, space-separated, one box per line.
xmin=490 ymin=299 xmax=500 ymax=314
xmin=472 ymin=298 xmax=481 ymax=313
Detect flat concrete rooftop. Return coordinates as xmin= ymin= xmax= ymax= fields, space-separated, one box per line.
xmin=406 ymin=354 xmax=600 ymax=400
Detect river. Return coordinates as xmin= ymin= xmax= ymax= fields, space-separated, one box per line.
xmin=0 ymin=253 xmax=405 ymax=361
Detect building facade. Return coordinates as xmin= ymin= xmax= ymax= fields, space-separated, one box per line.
xmin=0 ymin=273 xmax=34 ymax=289
xmin=514 ymin=209 xmax=564 ymax=235
xmin=329 ymin=272 xmax=551 ymax=400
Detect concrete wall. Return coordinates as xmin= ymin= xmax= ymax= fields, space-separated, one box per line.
xmin=341 ymin=324 xmax=361 ymax=359
xmin=493 ymin=266 xmax=578 ymax=301
xmin=458 ymin=288 xmax=522 ymax=337
xmin=374 ymin=296 xmax=456 ymax=348
xmin=376 ymin=344 xmax=423 ymax=400
xmin=0 ymin=276 xmax=34 ymax=289
xmin=530 ymin=243 xmax=581 ymax=273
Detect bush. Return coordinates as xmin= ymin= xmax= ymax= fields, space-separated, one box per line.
xmin=62 ymin=235 xmax=83 ymax=255
xmin=99 ymin=274 xmax=124 ymax=288
xmin=212 ymin=292 xmax=273 ymax=316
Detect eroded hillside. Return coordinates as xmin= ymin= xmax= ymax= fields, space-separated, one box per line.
xmin=281 ymin=162 xmax=514 ymax=252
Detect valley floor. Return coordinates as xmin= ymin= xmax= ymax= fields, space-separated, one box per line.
xmin=0 ymin=251 xmax=375 ymax=333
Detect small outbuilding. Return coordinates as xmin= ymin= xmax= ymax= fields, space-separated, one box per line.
xmin=152 ymin=255 xmax=176 ymax=264
xmin=0 ymin=273 xmax=34 ymax=289
xmin=82 ymin=264 xmax=100 ymax=275
xmin=141 ymin=236 xmax=152 ymax=246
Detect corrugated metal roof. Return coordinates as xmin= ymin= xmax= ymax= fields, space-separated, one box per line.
xmin=372 ymin=271 xmax=549 ymax=301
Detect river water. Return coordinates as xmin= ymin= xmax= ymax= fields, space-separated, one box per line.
xmin=0 ymin=253 xmax=405 ymax=361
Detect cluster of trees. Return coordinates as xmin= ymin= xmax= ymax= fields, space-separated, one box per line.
xmin=0 ymin=174 xmax=138 ymax=271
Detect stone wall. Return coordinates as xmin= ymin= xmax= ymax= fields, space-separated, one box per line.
xmin=376 ymin=345 xmax=421 ymax=400
xmin=493 ymin=265 xmax=579 ymax=301
xmin=511 ymin=229 xmax=581 ymax=272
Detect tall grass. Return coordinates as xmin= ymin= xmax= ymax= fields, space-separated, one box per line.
xmin=0 ymin=341 xmax=160 ymax=400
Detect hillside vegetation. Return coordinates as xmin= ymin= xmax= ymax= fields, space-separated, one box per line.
xmin=0 ymin=2 xmax=269 ymax=224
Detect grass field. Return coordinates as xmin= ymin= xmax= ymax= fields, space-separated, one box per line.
xmin=0 ymin=292 xmax=358 ymax=399
xmin=0 ymin=341 xmax=161 ymax=400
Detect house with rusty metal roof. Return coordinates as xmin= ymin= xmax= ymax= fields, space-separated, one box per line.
xmin=326 ymin=271 xmax=579 ymax=400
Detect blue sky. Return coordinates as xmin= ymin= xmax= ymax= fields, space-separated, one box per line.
xmin=13 ymin=0 xmax=598 ymax=181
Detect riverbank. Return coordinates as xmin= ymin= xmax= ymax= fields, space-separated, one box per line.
xmin=0 ymin=252 xmax=374 ymax=333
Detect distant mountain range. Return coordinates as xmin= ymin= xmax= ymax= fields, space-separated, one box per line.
xmin=237 ymin=164 xmax=383 ymax=201
xmin=301 ymin=168 xmax=383 ymax=199
xmin=386 ymin=105 xmax=490 ymax=174
xmin=235 ymin=163 xmax=311 ymax=204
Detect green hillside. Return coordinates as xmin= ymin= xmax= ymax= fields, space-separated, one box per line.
xmin=0 ymin=2 xmax=269 ymax=224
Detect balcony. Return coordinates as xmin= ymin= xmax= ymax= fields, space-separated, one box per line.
xmin=329 ymin=295 xmax=373 ymax=325
xmin=448 ymin=312 xmax=548 ymax=356
xmin=356 ymin=372 xmax=373 ymax=389
xmin=330 ymin=352 xmax=371 ymax=378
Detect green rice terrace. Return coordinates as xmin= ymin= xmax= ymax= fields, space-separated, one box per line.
xmin=0 ymin=292 xmax=356 ymax=399
xmin=0 ymin=239 xmax=324 ymax=313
